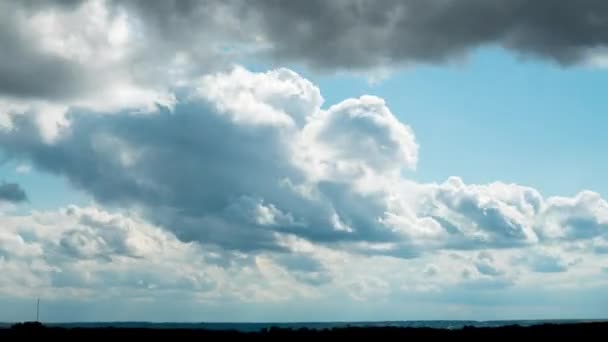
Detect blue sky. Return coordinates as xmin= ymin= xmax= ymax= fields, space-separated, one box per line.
xmin=311 ymin=47 xmax=608 ymax=197
xmin=1 ymin=0 xmax=608 ymax=323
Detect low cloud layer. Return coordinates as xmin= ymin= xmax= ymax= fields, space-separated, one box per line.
xmin=0 ymin=203 xmax=607 ymax=321
xmin=0 ymin=205 xmax=319 ymax=302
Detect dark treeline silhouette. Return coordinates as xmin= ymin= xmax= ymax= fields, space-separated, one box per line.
xmin=3 ymin=321 xmax=608 ymax=339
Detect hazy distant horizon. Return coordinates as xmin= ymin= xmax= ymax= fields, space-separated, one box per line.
xmin=5 ymin=319 xmax=608 ymax=333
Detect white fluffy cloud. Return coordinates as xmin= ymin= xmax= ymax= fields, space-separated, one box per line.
xmin=2 ymin=66 xmax=608 ymax=259
xmin=0 ymin=67 xmax=421 ymax=258
xmin=0 ymin=0 xmax=205 ymax=141
xmin=0 ymin=205 xmax=330 ymax=303
xmin=298 ymin=95 xmax=418 ymax=181
xmin=198 ymin=67 xmax=323 ymax=128
xmin=3 ymin=203 xmax=607 ymax=321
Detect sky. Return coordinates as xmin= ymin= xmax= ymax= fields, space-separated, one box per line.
xmin=1 ymin=0 xmax=608 ymax=322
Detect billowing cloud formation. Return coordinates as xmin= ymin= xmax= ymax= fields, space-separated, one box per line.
xmin=0 ymin=0 xmax=177 ymax=105
xmin=0 ymin=67 xmax=420 ymax=255
xmin=0 ymin=182 xmax=27 ymax=203
xmin=0 ymin=65 xmax=608 ymax=319
xmin=2 ymin=0 xmax=608 ymax=109
xmin=422 ymin=178 xmax=608 ymax=253
xmin=2 ymin=0 xmax=607 ymax=140
xmin=2 ymin=67 xmax=608 ymax=261
xmin=5 ymin=0 xmax=608 ymax=87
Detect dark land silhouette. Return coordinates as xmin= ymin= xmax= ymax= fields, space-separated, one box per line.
xmin=3 ymin=321 xmax=608 ymax=339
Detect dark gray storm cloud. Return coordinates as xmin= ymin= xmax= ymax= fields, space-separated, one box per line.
xmin=0 ymin=182 xmax=27 ymax=203
xmin=116 ymin=0 xmax=608 ymax=69
xmin=246 ymin=0 xmax=608 ymax=68
xmin=2 ymin=0 xmax=608 ymax=102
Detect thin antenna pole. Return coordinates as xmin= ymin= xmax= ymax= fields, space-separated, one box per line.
xmin=36 ymin=298 xmax=40 ymax=322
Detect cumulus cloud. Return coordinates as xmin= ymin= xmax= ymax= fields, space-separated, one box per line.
xmin=299 ymin=95 xmax=418 ymax=179
xmin=1 ymin=66 xmax=608 ymax=263
xmin=540 ymin=191 xmax=608 ymax=241
xmin=1 ymin=0 xmax=606 ymax=142
xmin=99 ymin=0 xmax=608 ymax=71
xmin=0 ymin=67 xmax=420 ymax=256
xmin=0 ymin=205 xmax=330 ymax=302
xmin=424 ymin=177 xmax=542 ymax=249
xmin=1 ymin=0 xmax=607 ymax=114
xmin=0 ymin=203 xmax=606 ymax=319
xmin=244 ymin=0 xmax=608 ymax=69
xmin=83 ymin=0 xmax=608 ymax=70
xmin=0 ymin=0 xmax=176 ymax=106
